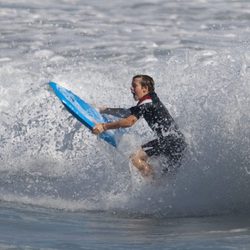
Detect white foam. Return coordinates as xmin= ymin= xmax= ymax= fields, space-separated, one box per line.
xmin=34 ymin=50 xmax=54 ymax=59
xmin=0 ymin=0 xmax=250 ymax=217
xmin=0 ymin=57 xmax=12 ymax=62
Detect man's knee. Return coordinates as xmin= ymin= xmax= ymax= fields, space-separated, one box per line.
xmin=130 ymin=153 xmax=140 ymax=166
xmin=130 ymin=149 xmax=148 ymax=167
xmin=130 ymin=149 xmax=153 ymax=176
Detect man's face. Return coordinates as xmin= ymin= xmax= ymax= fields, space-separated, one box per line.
xmin=131 ymin=78 xmax=149 ymax=101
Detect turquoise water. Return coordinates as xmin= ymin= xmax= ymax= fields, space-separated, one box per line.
xmin=0 ymin=0 xmax=250 ymax=249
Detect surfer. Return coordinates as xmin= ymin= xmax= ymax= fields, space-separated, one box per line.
xmin=93 ymin=75 xmax=187 ymax=177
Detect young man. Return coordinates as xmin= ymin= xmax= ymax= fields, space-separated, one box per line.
xmin=93 ymin=75 xmax=186 ymax=177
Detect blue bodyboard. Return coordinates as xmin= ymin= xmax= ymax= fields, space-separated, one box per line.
xmin=49 ymin=81 xmax=122 ymax=147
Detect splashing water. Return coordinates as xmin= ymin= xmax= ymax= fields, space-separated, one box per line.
xmin=0 ymin=0 xmax=250 ymax=217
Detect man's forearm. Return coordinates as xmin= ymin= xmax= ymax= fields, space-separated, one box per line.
xmin=103 ymin=115 xmax=137 ymax=130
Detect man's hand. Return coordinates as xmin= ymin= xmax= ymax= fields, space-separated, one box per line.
xmin=92 ymin=123 xmax=105 ymax=135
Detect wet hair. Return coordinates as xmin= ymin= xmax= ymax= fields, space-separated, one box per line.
xmin=133 ymin=75 xmax=155 ymax=92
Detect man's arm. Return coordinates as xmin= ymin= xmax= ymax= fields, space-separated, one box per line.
xmin=93 ymin=115 xmax=138 ymax=135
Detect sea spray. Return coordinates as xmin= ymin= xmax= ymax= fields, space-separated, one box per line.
xmin=0 ymin=0 xmax=250 ymax=217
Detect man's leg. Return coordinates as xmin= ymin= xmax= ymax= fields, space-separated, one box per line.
xmin=130 ymin=148 xmax=153 ymax=177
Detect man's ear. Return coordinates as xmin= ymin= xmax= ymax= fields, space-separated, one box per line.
xmin=142 ymin=85 xmax=149 ymax=93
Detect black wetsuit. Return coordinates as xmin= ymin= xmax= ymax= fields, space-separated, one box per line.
xmin=129 ymin=92 xmax=186 ymax=169
xmin=102 ymin=92 xmax=186 ymax=170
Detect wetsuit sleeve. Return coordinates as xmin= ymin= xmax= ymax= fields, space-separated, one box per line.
xmin=100 ymin=108 xmax=131 ymax=118
xmin=129 ymin=105 xmax=143 ymax=119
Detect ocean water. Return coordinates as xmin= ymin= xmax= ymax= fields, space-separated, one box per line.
xmin=0 ymin=0 xmax=250 ymax=249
